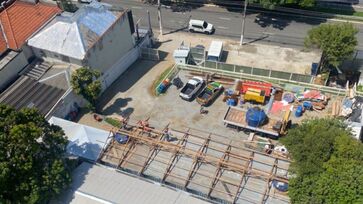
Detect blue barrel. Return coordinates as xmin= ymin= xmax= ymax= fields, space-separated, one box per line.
xmin=246 ymin=108 xmax=267 ymax=127
xmin=115 ymin=133 xmax=129 ymax=144
xmin=303 ymin=101 xmax=312 ymax=110
xmin=157 ymin=83 xmax=166 ymax=93
xmin=226 ymin=89 xmax=234 ymax=96
xmin=227 ymin=98 xmax=237 ymax=106
xmin=295 ymin=106 xmax=303 ymax=117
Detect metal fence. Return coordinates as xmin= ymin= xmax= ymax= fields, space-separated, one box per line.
xmin=190 ymin=47 xmax=205 ymax=65
xmin=202 ymin=60 xmax=314 ymax=84
xmin=140 ymin=47 xmax=160 ymax=61
xmin=177 ymin=64 xmax=358 ymax=97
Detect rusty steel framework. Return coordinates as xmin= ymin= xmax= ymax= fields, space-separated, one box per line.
xmin=98 ymin=122 xmax=290 ymax=204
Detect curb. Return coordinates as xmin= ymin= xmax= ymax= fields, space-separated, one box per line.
xmin=175 ymin=0 xmax=363 ymax=23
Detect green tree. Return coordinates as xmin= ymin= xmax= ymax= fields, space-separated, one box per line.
xmin=71 ymin=67 xmax=102 ymax=110
xmin=0 ymin=105 xmax=71 ymax=203
xmin=305 ymin=23 xmax=358 ymax=71
xmin=281 ymin=118 xmax=363 ymax=204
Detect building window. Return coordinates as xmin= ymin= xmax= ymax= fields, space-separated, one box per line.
xmin=98 ymin=41 xmax=103 ymax=50
xmin=39 ymin=50 xmax=46 ymax=57
xmin=61 ymin=55 xmax=70 ymax=63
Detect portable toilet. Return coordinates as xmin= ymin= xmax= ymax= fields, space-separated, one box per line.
xmin=207 ymin=41 xmax=223 ymax=61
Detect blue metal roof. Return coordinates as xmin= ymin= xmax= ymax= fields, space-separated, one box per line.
xmin=78 ymin=9 xmax=117 ymax=36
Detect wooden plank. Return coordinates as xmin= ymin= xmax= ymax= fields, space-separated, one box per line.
xmin=207 ymin=144 xmax=231 ymax=197
xmin=161 ymin=129 xmax=190 ymax=182
xmin=184 ymin=135 xmax=211 ymax=188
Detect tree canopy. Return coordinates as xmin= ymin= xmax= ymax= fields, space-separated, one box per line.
xmin=257 ymin=0 xmax=314 ymax=9
xmin=281 ymin=118 xmax=363 ymax=204
xmin=305 ymin=23 xmax=358 ymax=70
xmin=71 ymin=67 xmax=102 ymax=110
xmin=0 ymin=105 xmax=71 ymax=203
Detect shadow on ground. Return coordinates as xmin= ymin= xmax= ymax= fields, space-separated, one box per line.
xmin=97 ymin=60 xmax=159 ymax=110
xmin=102 ymin=97 xmax=133 ymax=115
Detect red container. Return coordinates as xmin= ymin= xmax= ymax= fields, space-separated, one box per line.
xmin=241 ymin=81 xmax=272 ymax=96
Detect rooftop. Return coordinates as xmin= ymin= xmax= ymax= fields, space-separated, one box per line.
xmin=49 ymin=116 xmax=111 ymax=161
xmin=28 ymin=2 xmax=125 ymax=60
xmin=0 ymin=50 xmax=18 ymax=70
xmin=53 ymin=162 xmax=210 ymax=204
xmin=0 ymin=1 xmax=60 ymax=53
xmin=0 ymin=75 xmax=65 ymax=115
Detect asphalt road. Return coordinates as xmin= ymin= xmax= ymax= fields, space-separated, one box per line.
xmin=104 ymin=0 xmax=363 ymax=49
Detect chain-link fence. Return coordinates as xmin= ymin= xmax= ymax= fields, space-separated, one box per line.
xmin=190 ymin=46 xmax=205 ymax=65
xmin=202 ymin=60 xmax=314 ymax=84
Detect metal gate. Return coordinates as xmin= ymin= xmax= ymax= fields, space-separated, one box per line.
xmin=140 ymin=47 xmax=160 ymax=61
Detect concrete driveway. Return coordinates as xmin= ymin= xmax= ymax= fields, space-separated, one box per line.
xmin=96 ymin=59 xmax=248 ymax=141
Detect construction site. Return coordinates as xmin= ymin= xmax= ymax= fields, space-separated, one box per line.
xmin=98 ymin=120 xmax=290 ymax=204
xmin=88 ymin=53 xmax=363 ymax=204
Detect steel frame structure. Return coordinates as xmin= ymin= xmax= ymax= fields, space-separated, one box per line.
xmin=99 ymin=122 xmax=290 ymax=204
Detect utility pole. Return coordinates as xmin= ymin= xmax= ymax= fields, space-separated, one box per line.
xmin=240 ymin=0 xmax=248 ymax=46
xmin=147 ymin=10 xmax=152 ymax=34
xmin=157 ymin=0 xmax=163 ymax=35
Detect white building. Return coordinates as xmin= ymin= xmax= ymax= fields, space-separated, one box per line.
xmin=28 ymin=2 xmax=142 ymax=90
xmin=52 ymin=162 xmax=210 ymax=204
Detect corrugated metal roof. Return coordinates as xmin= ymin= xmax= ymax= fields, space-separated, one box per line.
xmin=78 ymin=9 xmax=116 ymax=36
xmin=54 ymin=162 xmax=210 ymax=204
xmin=0 ymin=75 xmax=65 ymax=116
xmin=28 ymin=2 xmax=123 ymax=60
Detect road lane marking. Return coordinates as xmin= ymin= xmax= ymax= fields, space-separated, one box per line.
xmin=219 ymin=17 xmax=231 ymax=20
xmin=217 ymin=26 xmax=229 ymax=29
xmin=131 ymin=6 xmax=143 ymax=9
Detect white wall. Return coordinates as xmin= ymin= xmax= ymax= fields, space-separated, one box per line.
xmin=0 ymin=51 xmax=28 ymax=91
xmin=100 ymin=33 xmax=151 ymax=91
xmin=101 ymin=45 xmax=140 ymax=91
xmin=32 ymin=47 xmax=83 ymax=66
xmin=51 ymin=90 xmax=87 ymax=119
xmin=86 ymin=14 xmax=135 ymax=74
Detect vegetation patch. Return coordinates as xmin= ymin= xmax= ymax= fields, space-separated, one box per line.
xmin=151 ymin=64 xmax=174 ymax=96
xmin=281 ymin=118 xmax=363 ymax=203
xmin=105 ymin=117 xmax=121 ymax=127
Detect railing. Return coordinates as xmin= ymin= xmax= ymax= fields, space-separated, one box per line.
xmin=177 ymin=64 xmax=360 ymax=97
xmin=202 ymin=60 xmax=314 ymax=84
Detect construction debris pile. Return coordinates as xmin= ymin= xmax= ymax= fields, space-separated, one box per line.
xmin=220 ymin=78 xmax=331 ymax=138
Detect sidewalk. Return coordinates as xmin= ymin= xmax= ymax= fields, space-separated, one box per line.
xmin=156 ymin=31 xmax=321 ymax=75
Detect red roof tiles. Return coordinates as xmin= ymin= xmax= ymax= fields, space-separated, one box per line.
xmin=0 ymin=1 xmax=60 ymax=53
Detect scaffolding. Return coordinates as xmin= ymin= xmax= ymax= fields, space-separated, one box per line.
xmin=98 ymin=121 xmax=290 ymax=204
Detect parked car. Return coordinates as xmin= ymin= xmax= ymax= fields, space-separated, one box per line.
xmin=179 ymin=76 xmax=204 ymax=101
xmin=196 ymin=81 xmax=223 ymax=106
xmin=78 ymin=0 xmax=100 ymax=3
xmin=188 ymin=19 xmax=215 ymax=34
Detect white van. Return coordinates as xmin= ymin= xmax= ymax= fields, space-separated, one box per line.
xmin=188 ymin=19 xmax=215 ymax=34
xmin=207 ymin=41 xmax=223 ymax=62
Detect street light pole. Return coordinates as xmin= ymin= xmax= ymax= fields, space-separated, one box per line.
xmin=240 ymin=0 xmax=248 ymax=46
xmin=157 ymin=0 xmax=163 ymax=35
xmin=147 ymin=10 xmax=152 ymax=34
